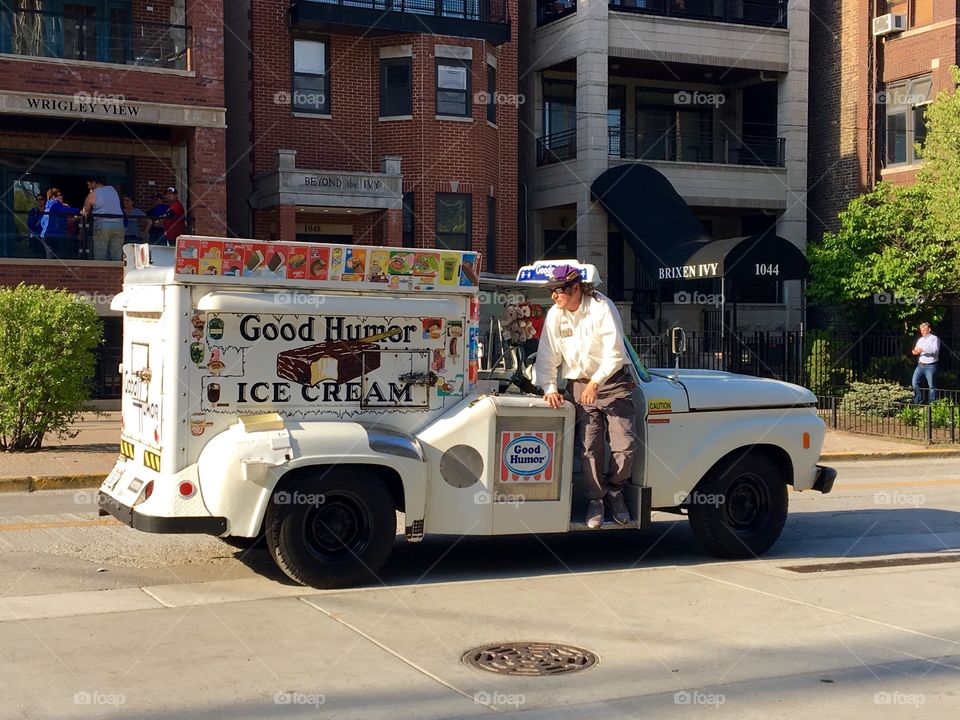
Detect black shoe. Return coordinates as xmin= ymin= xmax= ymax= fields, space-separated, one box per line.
xmin=586 ymin=499 xmax=604 ymax=529
xmin=605 ymin=490 xmax=630 ymax=525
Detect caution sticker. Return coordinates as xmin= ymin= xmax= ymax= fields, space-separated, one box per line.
xmin=648 ymin=398 xmax=672 ymax=414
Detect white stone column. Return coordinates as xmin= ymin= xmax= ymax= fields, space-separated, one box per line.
xmin=777 ymin=0 xmax=810 ymax=329
xmin=574 ymin=0 xmax=610 ymax=275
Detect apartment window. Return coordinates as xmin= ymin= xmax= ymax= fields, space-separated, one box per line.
xmin=436 ymin=193 xmax=471 ymax=250
xmin=888 ymin=0 xmax=932 ymax=27
xmin=608 ymin=85 xmax=626 ymax=157
xmin=636 ymin=87 xmax=714 ymax=163
xmin=486 ymin=65 xmax=496 ymax=123
xmin=380 ymin=57 xmax=412 ymax=117
xmin=402 ymin=192 xmax=415 ymax=248
xmin=883 ymin=76 xmax=932 ymax=166
xmin=293 ymin=39 xmax=329 ymax=114
xmin=486 ymin=196 xmax=496 ymax=269
xmin=437 ymin=59 xmax=472 ymax=118
xmin=543 ymin=78 xmax=576 ymax=136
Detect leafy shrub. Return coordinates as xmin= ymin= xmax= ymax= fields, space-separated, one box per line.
xmin=805 ymin=332 xmax=853 ymax=395
xmin=898 ymin=399 xmax=959 ymax=429
xmin=0 ymin=284 xmax=102 ymax=450
xmin=839 ymin=381 xmax=912 ymax=417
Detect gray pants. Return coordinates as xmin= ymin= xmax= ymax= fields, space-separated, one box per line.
xmin=568 ymin=369 xmax=637 ymax=500
xmin=93 ymin=226 xmax=124 ymax=261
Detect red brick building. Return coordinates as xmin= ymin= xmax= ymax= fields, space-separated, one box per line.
xmin=0 ymin=0 xmax=227 ymax=395
xmin=808 ymin=0 xmax=960 ymax=243
xmin=224 ymin=0 xmax=518 ymax=274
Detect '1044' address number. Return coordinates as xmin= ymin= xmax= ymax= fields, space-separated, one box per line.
xmin=755 ymin=263 xmax=779 ymax=276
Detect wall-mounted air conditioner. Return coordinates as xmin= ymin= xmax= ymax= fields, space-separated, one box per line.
xmin=873 ymin=13 xmax=906 ymax=36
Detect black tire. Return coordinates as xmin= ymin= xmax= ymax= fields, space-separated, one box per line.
xmin=687 ymin=453 xmax=788 ymax=559
xmin=265 ymin=469 xmax=396 ymax=589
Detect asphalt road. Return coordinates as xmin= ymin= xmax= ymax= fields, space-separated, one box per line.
xmin=0 ymin=459 xmax=958 ymax=718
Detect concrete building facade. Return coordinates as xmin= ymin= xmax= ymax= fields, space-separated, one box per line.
xmin=519 ymin=0 xmax=809 ymax=334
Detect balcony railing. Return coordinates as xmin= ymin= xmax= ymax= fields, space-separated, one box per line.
xmin=537 ymin=129 xmax=577 ymax=165
xmin=537 ymin=0 xmax=788 ymax=27
xmin=537 ymin=0 xmax=576 ymax=25
xmin=608 ymin=127 xmax=785 ymax=167
xmin=609 ymin=0 xmax=788 ymax=29
xmin=0 ymin=7 xmax=191 ymax=70
xmin=294 ymin=0 xmax=510 ymax=44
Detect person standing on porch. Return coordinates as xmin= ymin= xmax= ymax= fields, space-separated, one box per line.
xmin=82 ymin=176 xmax=124 ymax=261
xmin=535 ymin=264 xmax=637 ymax=529
xmin=911 ymin=322 xmax=940 ymax=404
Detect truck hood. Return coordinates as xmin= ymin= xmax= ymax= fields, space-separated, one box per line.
xmin=650 ymin=369 xmax=816 ymax=410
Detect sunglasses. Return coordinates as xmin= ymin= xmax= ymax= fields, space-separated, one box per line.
xmin=551 ymin=281 xmax=578 ymax=295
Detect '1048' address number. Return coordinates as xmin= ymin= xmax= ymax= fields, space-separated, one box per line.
xmin=755 ymin=263 xmax=779 ymax=276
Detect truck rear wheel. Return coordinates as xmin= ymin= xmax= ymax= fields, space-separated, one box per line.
xmin=687 ymin=454 xmax=787 ymax=559
xmin=265 ymin=470 xmax=396 ymax=589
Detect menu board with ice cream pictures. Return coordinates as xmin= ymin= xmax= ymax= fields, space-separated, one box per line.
xmin=186 ymin=308 xmax=469 ymax=424
xmin=171 ymin=237 xmax=481 ymax=296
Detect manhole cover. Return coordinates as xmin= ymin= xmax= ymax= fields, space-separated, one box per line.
xmin=462 ymin=642 xmax=598 ymax=676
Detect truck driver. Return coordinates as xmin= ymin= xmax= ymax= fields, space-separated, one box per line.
xmin=535 ymin=264 xmax=637 ymax=528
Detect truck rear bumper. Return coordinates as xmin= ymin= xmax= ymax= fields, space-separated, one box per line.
xmin=98 ymin=491 xmax=227 ymax=535
xmin=812 ymin=465 xmax=837 ymax=494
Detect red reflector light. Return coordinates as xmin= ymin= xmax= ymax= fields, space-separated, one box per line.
xmin=178 ymin=481 xmax=195 ymax=497
xmin=144 ymin=481 xmax=154 ymax=500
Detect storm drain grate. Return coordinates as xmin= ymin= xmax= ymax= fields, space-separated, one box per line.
xmin=462 ymin=642 xmax=598 ymax=676
xmin=784 ymin=554 xmax=960 ymax=574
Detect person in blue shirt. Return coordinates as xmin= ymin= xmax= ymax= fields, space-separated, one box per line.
xmin=147 ymin=193 xmax=170 ymax=244
xmin=39 ymin=188 xmax=80 ymax=259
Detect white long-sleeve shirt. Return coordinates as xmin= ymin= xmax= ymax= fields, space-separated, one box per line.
xmin=915 ymin=334 xmax=940 ymax=364
xmin=535 ymin=291 xmax=626 ymax=395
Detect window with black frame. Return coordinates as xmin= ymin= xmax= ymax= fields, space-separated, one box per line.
xmin=608 ymin=85 xmax=626 ymax=157
xmin=540 ymin=78 xmax=576 ymax=162
xmin=402 ymin=192 xmax=415 ymax=248
xmin=293 ymin=39 xmax=330 ymax=114
xmin=435 ymin=193 xmax=471 ymax=250
xmin=486 ymin=196 xmax=496 ymax=268
xmin=380 ymin=57 xmax=412 ymax=117
xmin=486 ymin=64 xmax=496 ymax=123
xmin=436 ymin=59 xmax=471 ymax=117
xmin=635 ymin=87 xmax=713 ymax=162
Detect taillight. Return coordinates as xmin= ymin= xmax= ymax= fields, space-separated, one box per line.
xmin=178 ymin=481 xmax=195 ymax=498
xmin=144 ymin=481 xmax=154 ymax=500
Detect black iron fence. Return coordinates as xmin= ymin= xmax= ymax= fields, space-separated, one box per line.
xmin=536 ymin=128 xmax=577 ymax=165
xmin=609 ymin=0 xmax=788 ymax=28
xmin=608 ymin=127 xmax=786 ymax=167
xmin=632 ymin=330 xmax=957 ymax=389
xmin=0 ymin=7 xmax=191 ymax=70
xmin=632 ymin=329 xmax=960 ymax=442
xmin=305 ymin=0 xmax=509 ymax=23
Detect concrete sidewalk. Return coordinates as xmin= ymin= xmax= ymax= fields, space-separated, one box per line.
xmin=1 ymin=413 xmax=958 ymax=492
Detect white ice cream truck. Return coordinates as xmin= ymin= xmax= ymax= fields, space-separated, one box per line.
xmin=100 ymin=238 xmax=835 ymax=588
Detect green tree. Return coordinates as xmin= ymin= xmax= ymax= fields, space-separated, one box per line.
xmin=808 ymin=66 xmax=960 ymax=322
xmin=0 ymin=284 xmax=103 ymax=450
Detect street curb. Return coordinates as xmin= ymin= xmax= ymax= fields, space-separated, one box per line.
xmin=0 ymin=474 xmax=105 ymax=493
xmin=821 ymin=449 xmax=960 ymax=462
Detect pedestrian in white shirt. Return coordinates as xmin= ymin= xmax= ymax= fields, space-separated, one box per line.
xmin=911 ymin=322 xmax=940 ymax=403
xmin=535 ymin=265 xmax=637 ymax=528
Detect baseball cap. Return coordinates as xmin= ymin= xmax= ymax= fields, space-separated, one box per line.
xmin=544 ymin=264 xmax=582 ymax=290
xmin=165 ymin=186 xmax=177 ymax=194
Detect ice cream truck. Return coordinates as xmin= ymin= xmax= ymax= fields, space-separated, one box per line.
xmin=99 ymin=238 xmax=835 ymax=588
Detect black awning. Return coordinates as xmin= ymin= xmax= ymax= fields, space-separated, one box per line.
xmin=590 ymin=164 xmax=808 ymax=282
xmin=590 ymin=164 xmax=711 ymax=271
xmin=661 ymin=235 xmax=809 ymax=282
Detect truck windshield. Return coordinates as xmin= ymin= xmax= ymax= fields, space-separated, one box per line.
xmin=624 ymin=336 xmax=652 ymax=383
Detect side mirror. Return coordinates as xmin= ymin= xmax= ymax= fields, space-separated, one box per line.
xmin=670 ymin=327 xmax=687 ymax=356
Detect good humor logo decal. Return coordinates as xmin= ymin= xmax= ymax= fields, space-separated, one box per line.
xmin=500 ymin=432 xmax=555 ymax=483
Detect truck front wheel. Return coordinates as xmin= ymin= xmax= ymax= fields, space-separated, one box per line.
xmin=265 ymin=470 xmax=396 ymax=589
xmin=687 ymin=454 xmax=787 ymax=559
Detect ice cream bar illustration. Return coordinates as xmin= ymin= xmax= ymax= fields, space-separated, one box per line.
xmin=267 ymin=252 xmax=284 ymax=272
xmin=246 ymin=250 xmax=264 ymax=272
xmin=277 ymin=340 xmax=381 ymax=385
